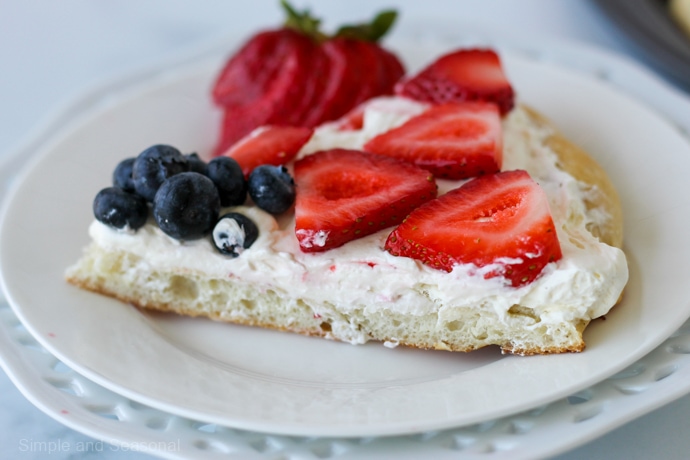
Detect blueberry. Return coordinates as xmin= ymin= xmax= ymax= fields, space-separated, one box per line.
xmin=93 ymin=187 xmax=148 ymax=231
xmin=207 ymin=157 xmax=247 ymax=207
xmin=152 ymin=172 xmax=220 ymax=240
xmin=112 ymin=157 xmax=136 ymax=192
xmin=186 ymin=152 xmax=208 ymax=176
xmin=212 ymin=212 xmax=259 ymax=257
xmin=132 ymin=144 xmax=189 ymax=202
xmin=247 ymin=165 xmax=295 ymax=214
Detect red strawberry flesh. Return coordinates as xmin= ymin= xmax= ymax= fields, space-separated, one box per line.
xmin=374 ymin=45 xmax=406 ymax=93
xmin=350 ymin=40 xmax=390 ymax=106
xmin=294 ymin=149 xmax=437 ymax=252
xmin=213 ymin=29 xmax=315 ymax=152
xmin=223 ymin=125 xmax=314 ymax=177
xmin=212 ymin=29 xmax=300 ymax=108
xmin=364 ymin=102 xmax=502 ymax=180
xmin=286 ymin=45 xmax=330 ymax=126
xmin=300 ymin=38 xmax=351 ymax=127
xmin=395 ymin=48 xmax=515 ymax=115
xmin=317 ymin=39 xmax=370 ymax=124
xmin=385 ymin=170 xmax=562 ymax=286
xmin=214 ymin=104 xmax=274 ymax=156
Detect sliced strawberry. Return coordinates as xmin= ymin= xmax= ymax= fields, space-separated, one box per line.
xmin=284 ymin=45 xmax=330 ymax=126
xmin=300 ymin=38 xmax=351 ymax=127
xmin=320 ymin=38 xmax=374 ymax=125
xmin=374 ymin=45 xmax=405 ymax=93
xmin=363 ymin=102 xmax=502 ymax=180
xmin=222 ymin=125 xmax=314 ymax=177
xmin=385 ymin=170 xmax=562 ymax=286
xmin=255 ymin=31 xmax=314 ymax=122
xmin=350 ymin=40 xmax=387 ymax=105
xmin=212 ymin=5 xmax=406 ymax=149
xmin=301 ymin=40 xmax=404 ymax=129
xmin=212 ymin=29 xmax=298 ymax=108
xmin=294 ymin=149 xmax=437 ymax=252
xmin=395 ymin=48 xmax=515 ymax=115
xmin=213 ymin=29 xmax=314 ymax=152
xmin=214 ymin=105 xmax=274 ymax=156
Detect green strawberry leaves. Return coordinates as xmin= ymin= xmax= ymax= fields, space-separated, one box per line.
xmin=280 ymin=0 xmax=397 ymax=43
xmin=335 ymin=10 xmax=398 ymax=42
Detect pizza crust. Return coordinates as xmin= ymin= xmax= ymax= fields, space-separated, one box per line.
xmin=522 ymin=106 xmax=623 ymax=249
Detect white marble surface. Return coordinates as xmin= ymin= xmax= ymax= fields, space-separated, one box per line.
xmin=1 ymin=1 xmax=690 ymax=458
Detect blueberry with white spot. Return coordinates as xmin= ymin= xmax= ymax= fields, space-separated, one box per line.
xmin=153 ymin=172 xmax=220 ymax=240
xmin=212 ymin=212 xmax=259 ymax=257
xmin=247 ymin=165 xmax=295 ymax=214
xmin=186 ymin=152 xmax=208 ymax=176
xmin=93 ymin=187 xmax=148 ymax=231
xmin=112 ymin=157 xmax=136 ymax=192
xmin=207 ymin=157 xmax=247 ymax=207
xmin=132 ymin=144 xmax=189 ymax=202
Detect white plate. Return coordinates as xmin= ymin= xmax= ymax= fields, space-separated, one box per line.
xmin=2 ymin=38 xmax=690 ymax=438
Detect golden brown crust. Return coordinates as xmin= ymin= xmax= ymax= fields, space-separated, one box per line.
xmin=522 ymin=106 xmax=624 ymax=249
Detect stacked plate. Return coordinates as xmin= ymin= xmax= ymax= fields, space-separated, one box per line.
xmin=2 ymin=31 xmax=690 ymax=459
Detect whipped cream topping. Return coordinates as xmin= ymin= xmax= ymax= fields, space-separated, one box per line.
xmin=89 ymin=98 xmax=628 ymax=342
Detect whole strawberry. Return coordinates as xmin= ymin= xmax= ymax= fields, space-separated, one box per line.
xmin=212 ymin=1 xmax=405 ymax=155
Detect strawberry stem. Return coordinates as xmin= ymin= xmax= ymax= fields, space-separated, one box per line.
xmin=335 ymin=10 xmax=398 ymax=42
xmin=280 ymin=0 xmax=397 ymax=42
xmin=280 ymin=0 xmax=327 ymax=41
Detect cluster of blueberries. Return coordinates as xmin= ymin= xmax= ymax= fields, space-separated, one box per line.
xmin=93 ymin=144 xmax=296 ymax=256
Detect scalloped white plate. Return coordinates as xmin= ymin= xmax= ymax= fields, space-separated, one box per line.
xmin=2 ymin=36 xmax=690 ymax=438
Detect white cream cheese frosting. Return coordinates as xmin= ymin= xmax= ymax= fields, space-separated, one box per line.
xmin=88 ymin=98 xmax=628 ymax=341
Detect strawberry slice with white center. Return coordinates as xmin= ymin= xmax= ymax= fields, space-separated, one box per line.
xmin=294 ymin=149 xmax=437 ymax=252
xmin=363 ymin=102 xmax=502 ymax=180
xmin=385 ymin=170 xmax=562 ymax=286
xmin=395 ymin=48 xmax=515 ymax=115
xmin=222 ymin=125 xmax=314 ymax=177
